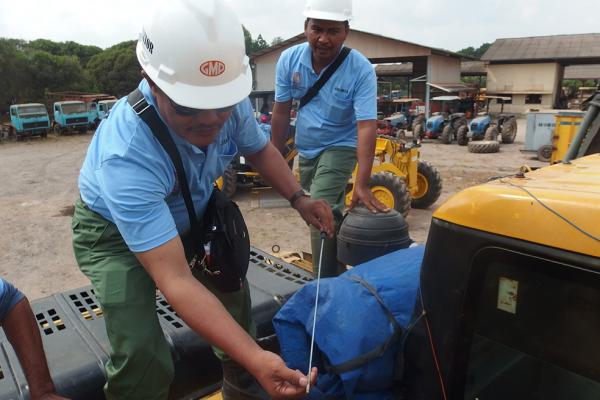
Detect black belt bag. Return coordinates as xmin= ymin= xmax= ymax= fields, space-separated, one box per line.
xmin=128 ymin=89 xmax=249 ymax=292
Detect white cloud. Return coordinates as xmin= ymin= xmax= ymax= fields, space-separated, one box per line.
xmin=0 ymin=0 xmax=599 ymax=51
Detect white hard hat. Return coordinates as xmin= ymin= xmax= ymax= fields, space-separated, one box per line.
xmin=136 ymin=0 xmax=251 ymax=109
xmin=303 ymin=0 xmax=353 ymax=21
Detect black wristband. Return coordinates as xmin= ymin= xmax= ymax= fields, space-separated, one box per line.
xmin=289 ymin=189 xmax=309 ymax=207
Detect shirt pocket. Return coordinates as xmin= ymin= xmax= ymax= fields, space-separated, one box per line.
xmin=324 ymin=91 xmax=354 ymax=124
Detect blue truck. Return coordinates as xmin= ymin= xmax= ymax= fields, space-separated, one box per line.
xmin=5 ymin=103 xmax=51 ymax=140
xmin=52 ymin=101 xmax=90 ymax=134
xmin=96 ymin=99 xmax=117 ymax=124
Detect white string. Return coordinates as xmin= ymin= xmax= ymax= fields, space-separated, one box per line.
xmin=306 ymin=233 xmax=326 ymax=393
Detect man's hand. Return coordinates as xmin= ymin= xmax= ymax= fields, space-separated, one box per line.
xmin=349 ymin=183 xmax=390 ymax=213
xmin=251 ymin=351 xmax=317 ymax=399
xmin=293 ymin=197 xmax=334 ymax=238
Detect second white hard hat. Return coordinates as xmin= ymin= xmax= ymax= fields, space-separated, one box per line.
xmin=303 ymin=0 xmax=353 ymax=22
xmin=136 ymin=0 xmax=251 ymax=109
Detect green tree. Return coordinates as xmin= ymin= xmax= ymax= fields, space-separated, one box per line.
xmin=86 ymin=41 xmax=139 ymax=97
xmin=458 ymin=43 xmax=491 ymax=59
xmin=271 ymin=37 xmax=284 ymax=46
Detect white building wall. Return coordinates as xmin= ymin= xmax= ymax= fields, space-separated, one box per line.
xmin=429 ymin=54 xmax=461 ymax=84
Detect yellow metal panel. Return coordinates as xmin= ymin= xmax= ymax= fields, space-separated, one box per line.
xmin=434 ymin=155 xmax=600 ymax=257
xmin=551 ymin=114 xmax=583 ymax=164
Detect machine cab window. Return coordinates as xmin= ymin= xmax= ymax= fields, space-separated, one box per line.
xmin=462 ymin=248 xmax=600 ymax=399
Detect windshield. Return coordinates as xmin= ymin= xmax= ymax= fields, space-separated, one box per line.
xmin=61 ymin=103 xmax=86 ymax=114
xmin=16 ymin=105 xmax=47 ymax=116
xmin=101 ymin=100 xmax=117 ymax=111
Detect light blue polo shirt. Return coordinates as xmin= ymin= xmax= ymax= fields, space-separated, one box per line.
xmin=0 ymin=278 xmax=24 ymax=322
xmin=275 ymin=43 xmax=377 ymax=159
xmin=78 ymin=79 xmax=268 ymax=252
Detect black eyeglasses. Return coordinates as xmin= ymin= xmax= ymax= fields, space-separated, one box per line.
xmin=166 ymin=96 xmax=235 ymax=116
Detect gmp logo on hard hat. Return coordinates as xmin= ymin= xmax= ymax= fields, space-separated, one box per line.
xmin=200 ymin=61 xmax=226 ymax=77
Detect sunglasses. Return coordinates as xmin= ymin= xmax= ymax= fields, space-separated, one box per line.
xmin=166 ymin=96 xmax=235 ymax=116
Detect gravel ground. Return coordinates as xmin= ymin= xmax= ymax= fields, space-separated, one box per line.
xmin=0 ymin=119 xmax=545 ymax=299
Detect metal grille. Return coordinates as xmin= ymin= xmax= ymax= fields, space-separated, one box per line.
xmin=65 ymin=117 xmax=87 ymax=124
xmin=35 ymin=308 xmax=66 ymax=335
xmin=249 ymin=250 xmax=311 ymax=285
xmin=68 ymin=289 xmax=103 ymax=321
xmin=22 ymin=121 xmax=48 ymax=129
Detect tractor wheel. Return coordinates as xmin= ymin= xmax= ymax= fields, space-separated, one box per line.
xmin=500 ymin=118 xmax=517 ymax=144
xmin=536 ymin=144 xmax=553 ymax=162
xmin=412 ymin=123 xmax=424 ymax=140
xmin=468 ymin=140 xmax=500 ymax=154
xmin=219 ymin=164 xmax=238 ymax=198
xmin=368 ymin=172 xmax=411 ymax=217
xmin=411 ymin=161 xmax=442 ymax=209
xmin=484 ymin=126 xmax=499 ymax=141
xmin=440 ymin=125 xmax=454 ymax=144
xmin=457 ymin=125 xmax=469 ymax=146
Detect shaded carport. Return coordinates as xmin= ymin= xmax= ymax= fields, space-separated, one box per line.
xmin=250 ymin=29 xmax=473 ymax=118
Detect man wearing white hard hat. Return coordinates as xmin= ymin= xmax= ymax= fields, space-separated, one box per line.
xmin=72 ymin=1 xmax=331 ymax=399
xmin=271 ymin=0 xmax=388 ymax=278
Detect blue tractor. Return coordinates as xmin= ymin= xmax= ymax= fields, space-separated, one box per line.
xmin=464 ymin=96 xmax=518 ymax=146
xmin=6 ymin=103 xmax=51 ymax=140
xmin=424 ymin=96 xmax=468 ymax=144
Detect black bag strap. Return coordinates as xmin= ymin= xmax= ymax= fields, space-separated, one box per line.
xmin=324 ymin=274 xmax=404 ymax=375
xmin=298 ymin=47 xmax=351 ymax=110
xmin=127 ymin=89 xmax=204 ymax=249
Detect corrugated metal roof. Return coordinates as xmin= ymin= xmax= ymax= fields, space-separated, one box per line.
xmin=250 ymin=29 xmax=473 ymax=61
xmin=482 ymin=33 xmax=600 ymax=62
xmin=374 ymin=61 xmax=486 ymax=76
xmin=564 ymin=64 xmax=600 ymax=80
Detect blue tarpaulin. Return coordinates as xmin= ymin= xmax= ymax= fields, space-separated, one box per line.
xmin=273 ymin=245 xmax=425 ymax=399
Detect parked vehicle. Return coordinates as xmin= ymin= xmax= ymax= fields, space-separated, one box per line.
xmin=52 ymin=101 xmax=89 ymax=134
xmin=467 ymin=95 xmax=518 ymax=146
xmin=423 ymin=96 xmax=468 ymax=143
xmin=97 ymin=99 xmax=118 ymax=121
xmin=5 ymin=103 xmax=50 ymax=140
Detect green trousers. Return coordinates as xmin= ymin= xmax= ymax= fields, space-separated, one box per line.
xmin=299 ymin=146 xmax=357 ymax=277
xmin=71 ymin=199 xmax=254 ymax=400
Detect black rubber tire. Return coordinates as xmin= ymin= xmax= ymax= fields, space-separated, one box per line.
xmin=411 ymin=161 xmax=442 ymax=209
xmin=457 ymin=125 xmax=469 ymax=146
xmin=369 ymin=172 xmax=411 ymax=217
xmin=500 ymin=118 xmax=517 ymax=144
xmin=220 ymin=164 xmax=238 ymax=198
xmin=484 ymin=126 xmax=499 ymax=141
xmin=440 ymin=125 xmax=454 ymax=144
xmin=468 ymin=140 xmax=500 ymax=154
xmin=413 ymin=123 xmax=424 ymax=140
xmin=537 ymin=144 xmax=553 ymax=162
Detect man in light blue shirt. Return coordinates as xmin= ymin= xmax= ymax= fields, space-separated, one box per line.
xmin=271 ymin=0 xmax=388 ymax=277
xmin=72 ymin=1 xmax=329 ymax=399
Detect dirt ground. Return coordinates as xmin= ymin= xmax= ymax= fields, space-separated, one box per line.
xmin=0 ymin=119 xmax=545 ymax=300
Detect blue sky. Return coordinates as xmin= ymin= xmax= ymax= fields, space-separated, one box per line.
xmin=1 ymin=0 xmax=599 ymax=52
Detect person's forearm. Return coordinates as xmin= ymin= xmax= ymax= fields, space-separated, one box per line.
xmin=245 ymin=143 xmax=302 ymax=201
xmin=355 ymin=120 xmax=377 ymax=188
xmin=136 ymin=238 xmax=264 ymax=375
xmin=270 ymin=101 xmax=292 ymax=152
xmin=159 ymin=274 xmax=263 ymax=372
xmin=3 ymin=298 xmax=57 ymax=399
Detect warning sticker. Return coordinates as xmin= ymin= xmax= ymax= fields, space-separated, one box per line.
xmin=497 ymin=277 xmax=518 ymax=314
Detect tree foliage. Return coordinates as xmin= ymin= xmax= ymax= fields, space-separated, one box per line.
xmin=0 ymin=27 xmax=271 ymax=116
xmin=457 ymin=43 xmax=491 ymax=59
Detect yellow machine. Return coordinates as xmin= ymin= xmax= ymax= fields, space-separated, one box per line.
xmin=217 ymin=135 xmax=442 ymax=216
xmin=550 ymin=112 xmax=584 ymax=163
xmin=344 ymin=136 xmax=442 ymax=216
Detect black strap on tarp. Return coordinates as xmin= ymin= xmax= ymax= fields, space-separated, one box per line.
xmin=298 ymin=47 xmax=352 ymax=110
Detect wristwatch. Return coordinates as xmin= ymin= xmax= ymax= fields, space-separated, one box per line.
xmin=289 ymin=189 xmax=310 ymax=207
